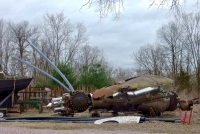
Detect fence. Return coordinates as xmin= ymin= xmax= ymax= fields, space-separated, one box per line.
xmin=18 ymin=86 xmax=65 ymax=101
xmin=18 ymin=85 xmax=96 ymax=101
xmin=16 ymin=85 xmax=95 ymax=113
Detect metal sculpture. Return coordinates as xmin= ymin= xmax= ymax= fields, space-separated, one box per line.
xmin=13 ymin=57 xmax=70 ymax=92
xmin=14 ymin=42 xmax=192 ymax=117
xmin=27 ymin=42 xmax=74 ymax=92
xmin=49 ymin=75 xmax=179 ymax=117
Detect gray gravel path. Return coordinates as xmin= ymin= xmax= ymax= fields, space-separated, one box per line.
xmin=0 ymin=126 xmax=150 ymax=134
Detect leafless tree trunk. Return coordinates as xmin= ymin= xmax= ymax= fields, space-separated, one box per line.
xmin=42 ymin=12 xmax=88 ymax=66
xmin=28 ymin=30 xmax=40 ymax=85
xmin=2 ymin=26 xmax=14 ymax=75
xmin=133 ymin=44 xmax=166 ymax=76
xmin=0 ymin=19 xmax=16 ymax=75
xmin=157 ymin=21 xmax=183 ymax=79
xmin=63 ymin=22 xmax=88 ymax=64
xmin=8 ymin=20 xmax=38 ymax=76
xmin=179 ymin=12 xmax=200 ymax=95
xmin=43 ymin=12 xmax=73 ymax=64
xmin=0 ymin=19 xmax=4 ymax=65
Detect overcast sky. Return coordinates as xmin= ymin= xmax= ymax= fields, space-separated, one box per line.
xmin=0 ymin=0 xmax=198 ymax=68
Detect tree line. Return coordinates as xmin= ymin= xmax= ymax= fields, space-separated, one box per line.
xmin=2 ymin=10 xmax=198 ymax=93
xmin=133 ymin=11 xmax=200 ymax=93
xmin=0 ymin=12 xmax=136 ymax=91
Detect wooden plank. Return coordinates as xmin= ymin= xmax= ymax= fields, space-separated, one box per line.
xmin=17 ymin=101 xmax=43 ymax=114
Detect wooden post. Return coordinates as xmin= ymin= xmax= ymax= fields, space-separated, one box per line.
xmin=39 ymin=103 xmax=43 ymax=114
xmin=28 ymin=86 xmax=31 ymax=100
xmin=19 ymin=103 xmax=24 ymax=113
xmin=54 ymin=87 xmax=57 ymax=97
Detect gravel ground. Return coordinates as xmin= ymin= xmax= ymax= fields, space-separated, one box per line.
xmin=0 ymin=126 xmax=150 ymax=134
xmin=1 ymin=104 xmax=200 ymax=134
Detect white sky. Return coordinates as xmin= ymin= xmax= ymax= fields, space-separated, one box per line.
xmin=0 ymin=0 xmax=198 ymax=68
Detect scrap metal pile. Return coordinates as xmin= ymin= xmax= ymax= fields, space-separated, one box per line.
xmin=47 ymin=75 xmax=180 ymax=117
xmin=14 ymin=43 xmax=194 ymax=117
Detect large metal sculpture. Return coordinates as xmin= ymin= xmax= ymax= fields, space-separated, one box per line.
xmin=50 ymin=75 xmax=179 ymax=116
xmin=88 ymin=75 xmax=178 ymax=116
xmin=14 ymin=42 xmax=190 ymax=117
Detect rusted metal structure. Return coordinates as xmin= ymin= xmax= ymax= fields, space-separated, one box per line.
xmin=177 ymin=97 xmax=194 ymax=124
xmin=89 ymin=75 xmax=178 ymax=116
xmin=49 ymin=75 xmax=179 ymax=117
xmin=0 ymin=65 xmax=32 ymax=117
xmin=15 ymin=43 xmax=193 ymax=117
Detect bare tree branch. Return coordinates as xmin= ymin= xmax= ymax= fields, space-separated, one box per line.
xmin=82 ymin=0 xmax=124 ymax=19
xmin=82 ymin=0 xmax=200 ymax=19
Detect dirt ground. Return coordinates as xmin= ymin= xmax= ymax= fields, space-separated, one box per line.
xmin=0 ymin=125 xmax=150 ymax=134
xmin=1 ymin=104 xmax=200 ymax=134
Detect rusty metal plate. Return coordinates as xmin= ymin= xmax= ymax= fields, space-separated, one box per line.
xmin=92 ymin=84 xmax=125 ymax=99
xmin=122 ymin=75 xmax=173 ymax=89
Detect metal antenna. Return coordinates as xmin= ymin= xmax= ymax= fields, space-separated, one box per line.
xmin=13 ymin=57 xmax=71 ymax=92
xmin=27 ymin=42 xmax=75 ymax=92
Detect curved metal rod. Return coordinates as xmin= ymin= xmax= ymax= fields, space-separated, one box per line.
xmin=13 ymin=57 xmax=70 ymax=92
xmin=27 ymin=42 xmax=75 ymax=92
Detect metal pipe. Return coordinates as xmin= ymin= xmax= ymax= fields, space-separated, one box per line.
xmin=127 ymin=87 xmax=161 ymax=97
xmin=13 ymin=57 xmax=70 ymax=92
xmin=1 ymin=116 xmax=102 ymax=123
xmin=139 ymin=117 xmax=180 ymax=123
xmin=27 ymin=42 xmax=75 ymax=92
xmin=62 ymin=93 xmax=70 ymax=97
xmin=54 ymin=106 xmax=65 ymax=112
xmin=52 ymin=97 xmax=63 ymax=102
xmin=53 ymin=101 xmax=64 ymax=105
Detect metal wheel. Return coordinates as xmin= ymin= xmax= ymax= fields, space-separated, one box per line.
xmin=0 ymin=110 xmax=6 ymax=118
xmin=69 ymin=91 xmax=90 ymax=112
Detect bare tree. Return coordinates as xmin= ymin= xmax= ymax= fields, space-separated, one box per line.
xmin=63 ymin=22 xmax=88 ymax=64
xmin=73 ymin=45 xmax=105 ymax=74
xmin=8 ymin=20 xmax=38 ymax=76
xmin=72 ymin=44 xmax=114 ymax=79
xmin=157 ymin=21 xmax=183 ymax=79
xmin=0 ymin=19 xmax=19 ymax=75
xmin=0 ymin=19 xmax=4 ymax=65
xmin=83 ymin=0 xmax=200 ymax=19
xmin=83 ymin=0 xmax=124 ymax=19
xmin=112 ymin=67 xmax=136 ymax=82
xmin=133 ymin=44 xmax=166 ymax=76
xmin=150 ymin=0 xmax=182 ymax=9
xmin=43 ymin=12 xmax=73 ymax=64
xmin=28 ymin=39 xmax=53 ymax=86
xmin=77 ymin=45 xmax=105 ymax=66
xmin=27 ymin=27 xmax=41 ymax=85
xmin=1 ymin=23 xmax=15 ymax=75
xmin=42 ymin=12 xmax=88 ymax=65
xmin=179 ymin=12 xmax=200 ymax=94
